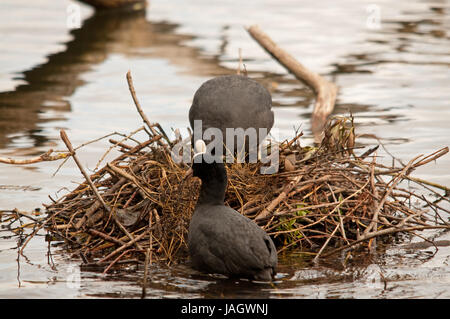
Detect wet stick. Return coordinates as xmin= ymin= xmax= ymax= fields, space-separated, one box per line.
xmin=103 ymin=249 xmax=134 ymax=275
xmin=0 ymin=149 xmax=70 ymax=165
xmin=97 ymin=229 xmax=150 ymax=264
xmin=313 ymin=223 xmax=340 ymax=263
xmin=18 ymin=208 xmax=66 ymax=256
xmin=322 ymin=225 xmax=450 ymax=258
xmin=255 ymin=175 xmax=303 ymax=222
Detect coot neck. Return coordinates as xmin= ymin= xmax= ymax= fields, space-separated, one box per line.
xmin=197 ymin=175 xmax=227 ymax=205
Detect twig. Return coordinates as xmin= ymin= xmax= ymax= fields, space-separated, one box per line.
xmin=362 ymin=154 xmax=421 ymax=237
xmin=255 ymin=175 xmax=303 ymax=221
xmin=106 ymin=163 xmax=153 ymax=199
xmin=109 ymin=139 xmax=133 ymax=150
xmin=60 ymin=130 xmax=109 ymax=211
xmin=322 ymin=225 xmax=450 ymax=258
xmin=313 ymin=223 xmax=340 ymax=263
xmin=12 ymin=209 xmax=41 ymax=223
xmin=0 ymin=149 xmax=70 ymax=165
xmin=88 ymin=229 xmax=125 ymax=245
xmin=94 ymin=126 xmax=145 ymax=170
xmin=73 ymin=154 xmax=147 ymax=229
xmin=126 ymin=71 xmax=170 ymax=146
xmin=52 ymin=131 xmax=141 ymax=177
xmin=284 ymin=132 xmax=303 ymax=149
xmin=113 ymin=215 xmax=144 ymax=251
xmin=103 ymin=249 xmax=134 ymax=274
xmin=326 ymin=183 xmax=348 ymax=243
xmin=97 ymin=229 xmax=149 ymax=264
xmin=411 ymin=146 xmax=448 ymax=169
xmin=18 ymin=208 xmax=66 ymax=255
xmin=271 ymin=179 xmax=370 ymax=235
xmin=368 ymin=158 xmax=379 ymax=248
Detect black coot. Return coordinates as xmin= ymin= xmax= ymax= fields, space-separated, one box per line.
xmin=187 ymin=140 xmax=277 ymax=281
xmin=189 ymin=75 xmax=274 ymax=157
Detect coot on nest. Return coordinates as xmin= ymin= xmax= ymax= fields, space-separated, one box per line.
xmin=187 ymin=140 xmax=277 ymax=281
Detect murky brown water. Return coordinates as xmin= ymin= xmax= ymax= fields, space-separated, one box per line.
xmin=0 ymin=0 xmax=449 ymax=298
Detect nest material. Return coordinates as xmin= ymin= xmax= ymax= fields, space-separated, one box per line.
xmin=41 ymin=115 xmax=450 ymax=270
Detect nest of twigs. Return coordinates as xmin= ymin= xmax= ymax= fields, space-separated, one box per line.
xmin=40 ymin=114 xmax=450 ymax=271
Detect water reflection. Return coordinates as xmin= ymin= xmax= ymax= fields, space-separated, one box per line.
xmin=2 ymin=210 xmax=450 ymax=298
xmin=0 ymin=3 xmax=319 ymax=152
xmin=1 ymin=0 xmax=448 ymax=150
xmin=0 ymin=6 xmax=230 ymax=150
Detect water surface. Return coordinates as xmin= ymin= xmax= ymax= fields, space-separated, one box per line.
xmin=0 ymin=0 xmax=449 ymax=298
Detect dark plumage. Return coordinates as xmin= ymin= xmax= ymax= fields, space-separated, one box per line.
xmin=189 ymin=75 xmax=274 ymax=156
xmin=188 ymin=148 xmax=277 ymax=281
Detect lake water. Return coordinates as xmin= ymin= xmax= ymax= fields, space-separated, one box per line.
xmin=0 ymin=0 xmax=449 ymax=298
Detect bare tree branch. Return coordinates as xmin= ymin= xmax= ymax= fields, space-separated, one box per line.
xmin=246 ymin=25 xmax=338 ymax=143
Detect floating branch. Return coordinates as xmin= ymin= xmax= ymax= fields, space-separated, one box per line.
xmin=246 ymin=25 xmax=338 ymax=143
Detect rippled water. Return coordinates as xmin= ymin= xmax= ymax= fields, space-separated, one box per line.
xmin=0 ymin=0 xmax=449 ymax=298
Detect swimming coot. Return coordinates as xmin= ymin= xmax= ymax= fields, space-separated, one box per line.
xmin=187 ymin=140 xmax=277 ymax=281
xmin=189 ymin=75 xmax=274 ymax=157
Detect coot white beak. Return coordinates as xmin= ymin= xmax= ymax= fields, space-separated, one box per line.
xmin=194 ymin=139 xmax=207 ymax=156
xmin=184 ymin=139 xmax=207 ymax=180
